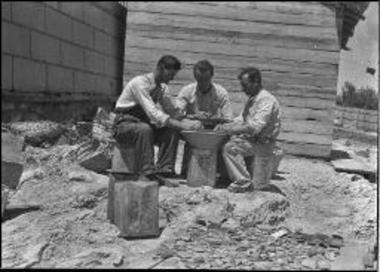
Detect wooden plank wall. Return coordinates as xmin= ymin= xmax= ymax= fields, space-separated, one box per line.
xmin=123 ymin=1 xmax=340 ymax=158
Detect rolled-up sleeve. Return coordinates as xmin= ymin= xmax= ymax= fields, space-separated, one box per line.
xmin=130 ymin=80 xmax=170 ymax=127
xmin=218 ymin=90 xmax=234 ymax=120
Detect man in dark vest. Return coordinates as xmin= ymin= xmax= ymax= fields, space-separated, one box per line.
xmin=113 ymin=55 xmax=201 ymax=180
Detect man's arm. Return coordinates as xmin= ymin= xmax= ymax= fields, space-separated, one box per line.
xmin=218 ymin=89 xmax=234 ymax=121
xmin=130 ymin=80 xmax=170 ymax=127
xmin=217 ymin=98 xmax=274 ymax=136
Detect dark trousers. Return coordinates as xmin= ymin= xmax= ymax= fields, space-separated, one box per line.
xmin=113 ymin=116 xmax=180 ymax=176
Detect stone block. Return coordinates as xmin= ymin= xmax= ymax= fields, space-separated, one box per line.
xmin=2 ymin=54 xmax=13 ymax=91
xmin=94 ymin=30 xmax=109 ymax=53
xmin=31 ymin=32 xmax=60 ymax=63
xmin=104 ymin=57 xmax=118 ymax=77
xmin=1 ymin=22 xmax=30 ymax=57
xmin=60 ymin=42 xmax=85 ymax=69
xmin=2 ymin=1 xmax=11 ymax=20
xmin=44 ymin=2 xmax=59 ymax=9
xmin=109 ymin=178 xmax=159 ymax=238
xmin=47 ymin=65 xmax=74 ymax=93
xmin=13 ymin=58 xmax=46 ymax=92
xmin=1 ymin=132 xmax=24 ymax=189
xmin=74 ymin=71 xmax=88 ymax=93
xmin=12 ymin=2 xmax=45 ymax=31
xmin=60 ymin=2 xmax=84 ymax=19
xmin=84 ymin=50 xmax=105 ymax=74
xmin=105 ymin=36 xmax=121 ymax=58
xmin=83 ymin=4 xmax=105 ymax=31
xmin=79 ymin=151 xmax=111 ymax=173
xmin=73 ymin=21 xmax=93 ymax=48
xmin=46 ymin=8 xmax=73 ymax=41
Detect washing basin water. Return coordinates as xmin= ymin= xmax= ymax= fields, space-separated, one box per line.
xmin=181 ymin=129 xmax=229 ymax=149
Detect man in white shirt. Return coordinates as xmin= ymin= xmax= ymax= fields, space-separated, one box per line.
xmin=175 ymin=60 xmax=234 ymax=176
xmin=176 ymin=59 xmax=234 ymax=121
xmin=113 ymin=55 xmax=201 ymax=180
xmin=215 ymin=67 xmax=281 ymax=192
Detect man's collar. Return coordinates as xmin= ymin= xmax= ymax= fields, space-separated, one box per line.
xmin=196 ymin=83 xmax=214 ymax=94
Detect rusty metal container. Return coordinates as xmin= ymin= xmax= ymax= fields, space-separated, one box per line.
xmin=181 ymin=129 xmax=229 ymax=187
xmin=107 ymin=143 xmax=159 ymax=238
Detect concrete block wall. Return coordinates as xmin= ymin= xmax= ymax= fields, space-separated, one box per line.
xmin=1 ymin=2 xmax=126 ymax=122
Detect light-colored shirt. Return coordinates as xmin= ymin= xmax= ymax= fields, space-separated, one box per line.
xmin=176 ymin=82 xmax=234 ymax=120
xmin=235 ymin=89 xmax=281 ymax=142
xmin=115 ymin=73 xmax=175 ymax=127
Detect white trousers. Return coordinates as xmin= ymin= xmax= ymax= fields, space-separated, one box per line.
xmin=222 ymin=135 xmax=275 ymax=187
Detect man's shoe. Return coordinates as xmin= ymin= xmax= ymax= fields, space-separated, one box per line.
xmin=228 ymin=179 xmax=254 ymax=193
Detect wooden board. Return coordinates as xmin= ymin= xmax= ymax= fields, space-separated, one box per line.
xmin=124 ymin=46 xmax=338 ymax=77
xmin=128 ymin=2 xmax=336 ymax=27
xmin=279 ymin=141 xmax=331 ymax=158
xmin=125 ymin=34 xmax=339 ymax=64
xmin=127 ymin=12 xmax=338 ymax=40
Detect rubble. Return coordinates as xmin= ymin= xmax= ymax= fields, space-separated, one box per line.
xmin=8 ymin=121 xmax=66 ymax=147
xmin=1 ymin=120 xmax=377 ymax=270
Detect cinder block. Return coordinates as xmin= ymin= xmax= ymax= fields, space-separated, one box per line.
xmin=13 ymin=58 xmax=46 ymax=92
xmin=31 ymin=32 xmax=60 ymax=63
xmin=47 ymin=65 xmax=74 ymax=93
xmin=46 ymin=8 xmax=73 ymax=41
xmin=12 ymin=2 xmax=45 ymax=31
xmin=94 ymin=76 xmax=109 ymax=95
xmin=84 ymin=50 xmax=105 ymax=74
xmin=74 ymin=71 xmax=97 ymax=93
xmin=60 ymin=2 xmax=84 ymax=19
xmin=105 ymin=36 xmax=121 ymax=58
xmin=1 ymin=22 xmax=30 ymax=57
xmin=73 ymin=21 xmax=93 ymax=48
xmin=2 ymin=1 xmax=11 ymax=20
xmin=1 ymin=54 xmax=13 ymax=91
xmin=104 ymin=57 xmax=118 ymax=77
xmin=83 ymin=4 xmax=105 ymax=30
xmin=60 ymin=42 xmax=85 ymax=69
xmin=93 ymin=30 xmax=108 ymax=53
xmin=44 ymin=2 xmax=59 ymax=9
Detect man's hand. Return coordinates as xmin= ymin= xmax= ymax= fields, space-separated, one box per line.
xmin=180 ymin=119 xmax=203 ymax=130
xmin=214 ymin=122 xmax=243 ymax=135
xmin=187 ymin=111 xmax=212 ymax=120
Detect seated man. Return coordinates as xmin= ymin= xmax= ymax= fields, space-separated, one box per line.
xmin=176 ymin=59 xmax=234 ymax=121
xmin=215 ymin=67 xmax=281 ymax=192
xmin=113 ymin=55 xmax=201 ymax=180
xmin=175 ymin=59 xmax=234 ymax=176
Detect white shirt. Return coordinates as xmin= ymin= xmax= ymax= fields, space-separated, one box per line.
xmin=176 ymin=82 xmax=234 ymax=120
xmin=115 ymin=73 xmax=174 ymax=127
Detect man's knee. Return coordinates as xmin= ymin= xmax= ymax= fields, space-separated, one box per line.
xmin=114 ymin=122 xmax=153 ymax=144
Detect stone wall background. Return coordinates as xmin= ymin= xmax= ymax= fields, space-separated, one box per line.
xmin=1 ymin=2 xmax=126 ymax=122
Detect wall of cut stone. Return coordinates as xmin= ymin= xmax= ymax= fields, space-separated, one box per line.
xmin=1 ymin=2 xmax=126 ymax=122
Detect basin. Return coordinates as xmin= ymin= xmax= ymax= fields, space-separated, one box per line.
xmin=181 ymin=129 xmax=229 ymax=187
xmin=181 ymin=129 xmax=229 ymax=150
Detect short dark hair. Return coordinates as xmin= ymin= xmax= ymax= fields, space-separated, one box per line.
xmin=157 ymin=55 xmax=182 ymax=71
xmin=193 ymin=59 xmax=214 ymax=77
xmin=238 ymin=67 xmax=261 ymax=85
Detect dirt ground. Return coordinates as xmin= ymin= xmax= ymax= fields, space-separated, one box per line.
xmin=1 ymin=123 xmax=378 ymax=270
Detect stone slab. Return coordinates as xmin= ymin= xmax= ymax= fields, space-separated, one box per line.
xmin=331 ymin=158 xmax=376 ymax=176
xmin=1 ymin=132 xmax=24 ymax=189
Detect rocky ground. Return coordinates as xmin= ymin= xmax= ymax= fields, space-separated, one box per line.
xmin=1 ymin=120 xmax=378 ymax=270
